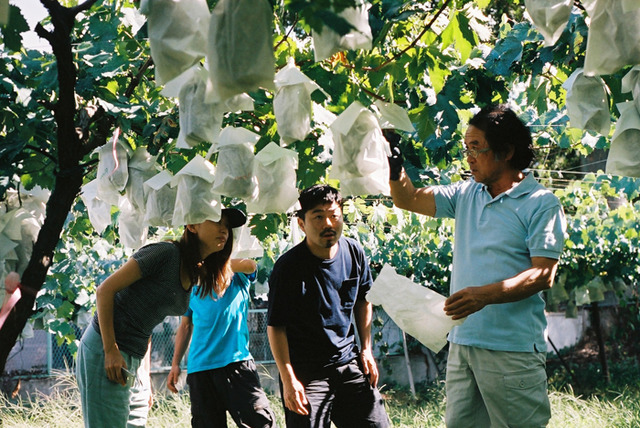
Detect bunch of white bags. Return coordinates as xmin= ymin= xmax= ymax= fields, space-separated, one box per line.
xmin=562 ymin=68 xmax=611 ymax=135
xmin=329 ymin=102 xmax=390 ymax=197
xmin=140 ymin=0 xmax=209 ymax=85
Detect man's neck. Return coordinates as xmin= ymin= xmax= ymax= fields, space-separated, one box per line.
xmin=486 ymin=170 xmax=525 ymax=198
xmin=306 ymin=239 xmax=340 ymax=260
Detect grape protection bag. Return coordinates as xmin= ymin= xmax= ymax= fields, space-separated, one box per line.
xmin=562 ymin=68 xmax=610 ymax=135
xmin=211 ymin=127 xmax=259 ymax=200
xmin=312 ymin=1 xmax=372 ymax=62
xmin=140 ymin=0 xmax=209 ymax=85
xmin=245 ymin=142 xmax=299 ymax=214
xmin=329 ymin=102 xmax=390 ymax=197
xmin=171 ymin=155 xmax=222 ymax=225
xmin=206 ymin=0 xmax=275 ymax=103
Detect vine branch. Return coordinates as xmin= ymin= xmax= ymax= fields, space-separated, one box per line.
xmin=367 ymin=0 xmax=454 ymax=72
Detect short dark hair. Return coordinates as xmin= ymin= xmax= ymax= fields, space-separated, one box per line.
xmin=469 ymin=104 xmax=535 ymax=170
xmin=297 ymin=184 xmax=343 ymax=218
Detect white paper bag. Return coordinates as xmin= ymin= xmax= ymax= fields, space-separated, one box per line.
xmin=206 ymin=0 xmax=275 ymax=103
xmin=605 ymin=101 xmax=640 ymax=178
xmin=583 ymin=0 xmax=640 ymax=76
xmin=177 ymin=66 xmax=224 ymax=149
xmin=96 ymin=131 xmax=130 ymax=205
xmin=367 ymin=264 xmax=465 ymax=353
xmin=118 ymin=197 xmax=148 ymax=250
xmin=329 ymin=102 xmax=390 ymax=196
xmin=141 ymin=0 xmax=210 ymax=85
xmin=246 ymin=142 xmax=299 ymax=214
xmin=312 ymin=2 xmax=373 ymax=62
xmin=144 ymin=170 xmax=177 ymax=228
xmin=562 ymin=68 xmax=611 ymax=135
xmin=171 ymin=155 xmax=222 ymax=225
xmin=231 ymin=225 xmax=264 ymax=259
xmin=211 ymin=127 xmax=259 ymax=200
xmin=373 ymin=100 xmax=415 ymax=132
xmin=524 ymin=0 xmax=572 ymax=47
xmin=81 ymin=179 xmax=112 ymax=234
xmin=622 ymin=65 xmax=640 ymax=113
xmin=125 ymin=147 xmax=158 ymax=211
xmin=1 ymin=208 xmax=40 ymax=275
xmin=274 ymin=59 xmax=327 ymax=145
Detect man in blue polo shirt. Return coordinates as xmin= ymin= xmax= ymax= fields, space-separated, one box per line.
xmin=387 ymin=105 xmax=566 ymax=427
xmin=267 ymin=184 xmax=390 ymax=428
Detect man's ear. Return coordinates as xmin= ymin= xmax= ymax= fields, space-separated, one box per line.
xmin=297 ymin=216 xmax=305 ymax=233
xmin=186 ymin=224 xmax=197 ymax=234
xmin=505 ymin=145 xmax=515 ymax=161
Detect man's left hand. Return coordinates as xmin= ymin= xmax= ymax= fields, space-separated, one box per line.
xmin=444 ymin=286 xmax=490 ymax=320
xmin=360 ymin=349 xmax=379 ymax=388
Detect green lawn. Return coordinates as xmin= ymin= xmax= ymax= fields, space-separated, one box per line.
xmin=2 ymin=367 xmax=640 ymax=427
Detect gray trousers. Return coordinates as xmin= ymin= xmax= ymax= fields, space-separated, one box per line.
xmin=76 ymin=324 xmax=147 ymax=428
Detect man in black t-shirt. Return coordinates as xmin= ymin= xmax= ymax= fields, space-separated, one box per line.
xmin=267 ymin=184 xmax=390 ymax=428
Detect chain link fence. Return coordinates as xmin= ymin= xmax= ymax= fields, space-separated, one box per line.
xmin=5 ymin=308 xmax=403 ymax=377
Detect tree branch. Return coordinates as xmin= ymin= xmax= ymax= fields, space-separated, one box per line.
xmin=124 ymin=57 xmax=153 ymax=98
xmin=25 ymin=145 xmax=57 ymax=163
xmin=367 ymin=0 xmax=454 ymax=72
xmin=70 ymin=0 xmax=99 ymax=15
xmin=34 ymin=23 xmax=53 ymax=44
xmin=274 ymin=15 xmax=300 ymax=51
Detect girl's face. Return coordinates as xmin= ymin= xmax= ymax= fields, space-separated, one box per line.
xmin=187 ymin=215 xmax=231 ymax=257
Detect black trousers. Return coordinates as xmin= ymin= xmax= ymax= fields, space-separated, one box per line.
xmin=187 ymin=359 xmax=276 ymax=428
xmin=281 ymin=358 xmax=390 ymax=428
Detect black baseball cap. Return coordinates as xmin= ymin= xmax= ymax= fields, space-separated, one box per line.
xmin=222 ymin=208 xmax=247 ymax=229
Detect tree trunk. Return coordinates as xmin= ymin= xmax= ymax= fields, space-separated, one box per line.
xmin=0 ymin=172 xmax=83 ymax=374
xmin=591 ymin=302 xmax=610 ymax=384
xmin=0 ymin=0 xmax=96 ymax=374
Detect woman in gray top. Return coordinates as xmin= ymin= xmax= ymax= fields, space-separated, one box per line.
xmin=76 ymin=208 xmax=247 ymax=428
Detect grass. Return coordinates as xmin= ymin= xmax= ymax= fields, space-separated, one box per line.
xmin=2 ymin=365 xmax=640 ymax=427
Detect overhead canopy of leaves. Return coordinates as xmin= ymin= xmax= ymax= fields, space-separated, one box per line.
xmin=1 ymin=0 xmax=639 ymax=344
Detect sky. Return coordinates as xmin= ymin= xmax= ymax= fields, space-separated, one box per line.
xmin=12 ymin=0 xmax=49 ymax=50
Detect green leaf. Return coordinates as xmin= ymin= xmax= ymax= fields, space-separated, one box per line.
xmin=0 ymin=6 xmax=29 ymax=52
xmin=485 ymin=36 xmax=523 ymax=76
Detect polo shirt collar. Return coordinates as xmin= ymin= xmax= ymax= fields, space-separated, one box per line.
xmin=478 ymin=171 xmax=536 ymax=200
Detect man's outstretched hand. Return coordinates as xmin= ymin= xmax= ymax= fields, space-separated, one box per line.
xmin=383 ymin=129 xmax=403 ymax=181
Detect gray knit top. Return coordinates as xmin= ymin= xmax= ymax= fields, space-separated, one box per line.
xmin=92 ymin=241 xmax=191 ymax=358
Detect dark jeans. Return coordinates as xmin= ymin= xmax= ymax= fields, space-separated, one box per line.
xmin=187 ymin=359 xmax=276 ymax=428
xmin=280 ymin=358 xmax=390 ymax=428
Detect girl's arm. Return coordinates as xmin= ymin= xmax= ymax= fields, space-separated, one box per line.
xmin=230 ymin=258 xmax=257 ymax=274
xmin=95 ymin=258 xmax=143 ymax=385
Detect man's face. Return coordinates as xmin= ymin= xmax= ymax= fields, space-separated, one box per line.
xmin=299 ymin=201 xmax=344 ymax=251
xmin=464 ymin=125 xmax=509 ymax=186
